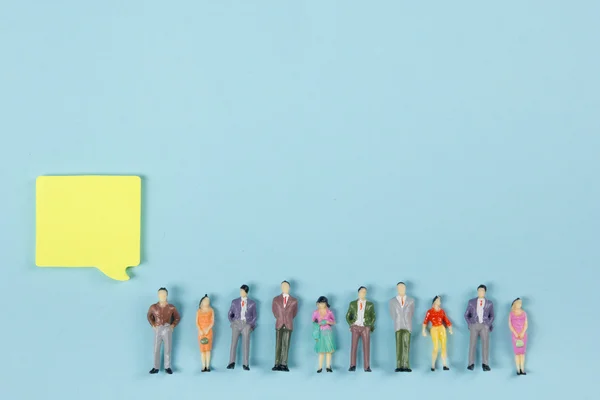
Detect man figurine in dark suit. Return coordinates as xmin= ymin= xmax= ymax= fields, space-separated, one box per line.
xmin=271 ymin=280 xmax=299 ymax=371
xmin=227 ymin=284 xmax=257 ymax=371
xmin=346 ymin=286 xmax=376 ymax=372
xmin=464 ymin=284 xmax=495 ymax=371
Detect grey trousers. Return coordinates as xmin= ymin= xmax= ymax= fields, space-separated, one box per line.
xmin=468 ymin=323 xmax=490 ymax=365
xmin=153 ymin=324 xmax=173 ymax=369
xmin=230 ymin=320 xmax=252 ymax=366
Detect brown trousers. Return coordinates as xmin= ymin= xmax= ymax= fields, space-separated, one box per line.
xmin=350 ymin=325 xmax=371 ymax=369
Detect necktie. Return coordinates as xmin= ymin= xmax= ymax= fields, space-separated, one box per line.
xmin=359 ymin=302 xmax=363 ymax=310
xmin=242 ymin=300 xmax=245 ymax=307
xmin=401 ymin=298 xmax=404 ymax=306
xmin=284 ymin=296 xmax=287 ymax=306
xmin=480 ymin=300 xmax=482 ymax=306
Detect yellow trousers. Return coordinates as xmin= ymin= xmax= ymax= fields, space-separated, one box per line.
xmin=430 ymin=325 xmax=447 ymax=357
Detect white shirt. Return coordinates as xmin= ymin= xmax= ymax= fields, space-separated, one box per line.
xmin=396 ymin=295 xmax=407 ymax=307
xmin=241 ymin=297 xmax=248 ymax=321
xmin=477 ymin=298 xmax=485 ymax=323
xmin=283 ymin=293 xmax=289 ymax=308
xmin=355 ymin=299 xmax=367 ymax=326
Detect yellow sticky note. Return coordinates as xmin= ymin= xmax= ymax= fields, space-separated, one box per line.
xmin=36 ymin=175 xmax=142 ymax=281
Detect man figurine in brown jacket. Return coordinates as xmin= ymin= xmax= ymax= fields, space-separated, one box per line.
xmin=271 ymin=280 xmax=298 ymax=371
xmin=147 ymin=287 xmax=181 ymax=374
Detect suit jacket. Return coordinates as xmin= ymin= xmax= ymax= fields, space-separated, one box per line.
xmin=346 ymin=300 xmax=376 ymax=331
xmin=272 ymin=294 xmax=298 ymax=330
xmin=228 ymin=297 xmax=257 ymax=329
xmin=464 ymin=298 xmax=494 ymax=331
xmin=389 ymin=296 xmax=415 ymax=332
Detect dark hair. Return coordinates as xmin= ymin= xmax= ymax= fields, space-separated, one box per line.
xmin=316 ymin=296 xmax=330 ymax=308
xmin=240 ymin=284 xmax=249 ymax=294
xmin=199 ymin=294 xmax=209 ymax=308
xmin=281 ymin=280 xmax=290 ymax=286
xmin=158 ymin=287 xmax=168 ymax=294
xmin=511 ymin=298 xmax=521 ymax=307
xmin=397 ymin=281 xmax=406 ymax=287
xmin=477 ymin=284 xmax=487 ymax=292
xmin=432 ymin=295 xmax=441 ymax=305
xmin=358 ymin=286 xmax=367 ymax=292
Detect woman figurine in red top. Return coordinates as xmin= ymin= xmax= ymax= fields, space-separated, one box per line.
xmin=422 ymin=296 xmax=453 ymax=371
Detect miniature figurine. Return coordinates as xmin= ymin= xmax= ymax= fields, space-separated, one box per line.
xmin=196 ymin=294 xmax=215 ymax=372
xmin=346 ymin=286 xmax=375 ymax=372
xmin=422 ymin=295 xmax=453 ymax=371
xmin=464 ymin=284 xmax=494 ymax=371
xmin=312 ymin=296 xmax=336 ymax=373
xmin=389 ymin=282 xmax=415 ymax=372
xmin=509 ymin=298 xmax=528 ymax=375
xmin=147 ymin=287 xmax=181 ymax=374
xmin=272 ymin=280 xmax=298 ymax=372
xmin=227 ymin=284 xmax=257 ymax=371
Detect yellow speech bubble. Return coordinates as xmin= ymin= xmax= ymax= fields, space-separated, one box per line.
xmin=36 ymin=175 xmax=141 ymax=281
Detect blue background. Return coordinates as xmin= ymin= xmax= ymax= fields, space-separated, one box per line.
xmin=1 ymin=1 xmax=598 ymax=399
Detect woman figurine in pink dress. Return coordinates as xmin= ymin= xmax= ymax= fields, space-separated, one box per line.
xmin=508 ymin=298 xmax=528 ymax=375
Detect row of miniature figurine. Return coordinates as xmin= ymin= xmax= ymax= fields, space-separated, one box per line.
xmin=147 ymin=282 xmax=529 ymax=376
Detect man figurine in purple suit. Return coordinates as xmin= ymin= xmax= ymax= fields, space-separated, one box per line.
xmin=227 ymin=284 xmax=257 ymax=371
xmin=464 ymin=284 xmax=494 ymax=371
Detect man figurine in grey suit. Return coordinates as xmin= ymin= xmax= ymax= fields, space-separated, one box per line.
xmin=464 ymin=284 xmax=494 ymax=371
xmin=271 ymin=280 xmax=298 ymax=372
xmin=389 ymin=282 xmax=415 ymax=372
xmin=227 ymin=284 xmax=257 ymax=371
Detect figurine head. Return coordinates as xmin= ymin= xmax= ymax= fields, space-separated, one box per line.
xmin=240 ymin=284 xmax=249 ymax=298
xmin=432 ymin=295 xmax=441 ymax=308
xmin=281 ymin=280 xmax=290 ymax=295
xmin=358 ymin=286 xmax=367 ymax=300
xmin=157 ymin=287 xmax=168 ymax=303
xmin=396 ymin=282 xmax=406 ymax=296
xmin=511 ymin=298 xmax=522 ymax=310
xmin=199 ymin=294 xmax=210 ymax=309
xmin=477 ymin=284 xmax=487 ymax=298
xmin=316 ymin=296 xmax=330 ymax=309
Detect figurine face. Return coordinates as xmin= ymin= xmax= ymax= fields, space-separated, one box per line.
xmin=317 ymin=302 xmax=327 ymax=310
xmin=397 ymin=283 xmax=406 ymax=296
xmin=433 ymin=296 xmax=441 ymax=308
xmin=158 ymin=289 xmax=168 ymax=303
xmin=281 ymin=281 xmax=290 ymax=295
xmin=477 ymin=288 xmax=486 ymax=298
xmin=358 ymin=287 xmax=367 ymax=300
xmin=513 ymin=299 xmax=522 ymax=310
xmin=201 ymin=297 xmax=210 ymax=309
xmin=240 ymin=288 xmax=248 ymax=298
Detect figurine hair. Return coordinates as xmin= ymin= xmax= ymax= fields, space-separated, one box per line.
xmin=477 ymin=284 xmax=487 ymax=292
xmin=358 ymin=286 xmax=367 ymax=292
xmin=396 ymin=281 xmax=406 ymax=287
xmin=316 ymin=296 xmax=330 ymax=308
xmin=432 ymin=295 xmax=441 ymax=305
xmin=511 ymin=298 xmax=521 ymax=307
xmin=199 ymin=294 xmax=209 ymax=308
xmin=281 ymin=280 xmax=290 ymax=286
xmin=158 ymin=287 xmax=168 ymax=294
xmin=240 ymin=284 xmax=250 ymax=294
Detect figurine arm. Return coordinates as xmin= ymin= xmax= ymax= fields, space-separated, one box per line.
xmin=248 ymin=304 xmax=257 ymax=328
xmin=271 ymin=298 xmax=277 ymax=318
xmin=442 ymin=310 xmax=452 ymax=327
xmin=422 ymin=311 xmax=430 ymax=336
xmin=208 ymin=310 xmax=215 ymax=331
xmin=389 ymin=301 xmax=395 ymax=319
xmin=464 ymin=304 xmax=472 ymax=325
xmin=345 ymin=303 xmax=353 ymax=326
xmin=488 ymin=302 xmax=495 ymax=329
xmin=196 ymin=310 xmax=201 ymax=330
xmin=291 ymin=300 xmax=298 ymax=319
xmin=147 ymin=307 xmax=155 ymax=327
xmin=370 ymin=304 xmax=376 ymax=331
xmin=521 ymin=316 xmax=528 ymax=338
xmin=328 ymin=310 xmax=336 ymax=325
xmin=228 ymin=302 xmax=235 ymax=322
xmin=171 ymin=307 xmax=181 ymax=328
xmin=508 ymin=314 xmax=517 ymax=336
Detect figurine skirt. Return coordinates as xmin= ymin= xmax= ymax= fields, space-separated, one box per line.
xmin=511 ymin=333 xmax=527 ymax=355
xmin=198 ymin=330 xmax=213 ymax=352
xmin=315 ymin=329 xmax=336 ymax=353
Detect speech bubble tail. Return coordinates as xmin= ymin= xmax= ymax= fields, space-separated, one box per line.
xmin=97 ymin=266 xmax=131 ymax=281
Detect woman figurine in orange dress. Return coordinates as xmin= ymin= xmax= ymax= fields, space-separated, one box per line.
xmin=196 ymin=294 xmax=215 ymax=372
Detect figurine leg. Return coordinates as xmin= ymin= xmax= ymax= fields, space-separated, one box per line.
xmin=399 ymin=330 xmax=411 ymax=370
xmin=480 ymin=326 xmax=490 ymax=366
xmin=153 ymin=327 xmax=163 ymax=369
xmin=520 ymin=355 xmax=525 ymax=373
xmin=439 ymin=327 xmax=448 ymax=366
xmin=325 ymin=353 xmax=332 ymax=368
xmin=350 ymin=326 xmax=359 ymax=368
xmin=468 ymin=324 xmax=480 ymax=366
xmin=395 ymin=330 xmax=402 ymax=369
xmin=163 ymin=325 xmax=173 ymax=369
xmin=241 ymin=323 xmax=251 ymax=367
xmin=361 ymin=327 xmax=371 ymax=370
xmin=318 ymin=353 xmax=324 ymax=369
xmin=431 ymin=326 xmax=440 ymax=368
xmin=230 ymin=324 xmax=242 ymax=364
xmin=275 ymin=328 xmax=283 ymax=366
xmin=280 ymin=328 xmax=291 ymax=367
xmin=206 ymin=351 xmax=211 ymax=370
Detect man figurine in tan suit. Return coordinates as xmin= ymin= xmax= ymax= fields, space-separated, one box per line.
xmin=271 ymin=280 xmax=298 ymax=371
xmin=147 ymin=287 xmax=181 ymax=374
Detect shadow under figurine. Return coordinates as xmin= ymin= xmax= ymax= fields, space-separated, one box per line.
xmin=464 ymin=284 xmax=494 ymax=371
xmin=346 ymin=286 xmax=375 ymax=372
xmin=227 ymin=284 xmax=257 ymax=371
xmin=147 ymin=287 xmax=181 ymax=374
xmin=422 ymin=295 xmax=453 ymax=371
xmin=272 ymin=280 xmax=298 ymax=372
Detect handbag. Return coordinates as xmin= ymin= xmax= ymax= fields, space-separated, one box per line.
xmin=515 ymin=339 xmax=524 ymax=348
xmin=200 ymin=337 xmax=209 ymax=345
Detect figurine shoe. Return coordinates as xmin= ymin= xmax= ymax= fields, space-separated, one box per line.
xmin=364 ymin=368 xmax=372 ymax=372
xmin=272 ymin=365 xmax=281 ymax=371
xmin=281 ymin=365 xmax=289 ymax=372
xmin=326 ymin=367 xmax=333 ymax=373
xmin=149 ymin=368 xmax=159 ymax=374
xmin=348 ymin=366 xmax=356 ymax=372
xmin=467 ymin=364 xmax=475 ymax=370
xmin=482 ymin=364 xmax=491 ymax=371
xmin=317 ymin=368 xmax=323 ymax=373
xmin=395 ymin=368 xmax=403 ymax=372
xmin=443 ymin=366 xmax=450 ymax=371
xmin=165 ymin=368 xmax=173 ymax=374
xmin=243 ymin=365 xmax=250 ymax=371
xmin=227 ymin=363 xmax=235 ymax=369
